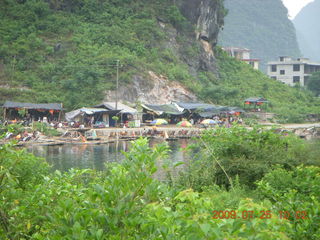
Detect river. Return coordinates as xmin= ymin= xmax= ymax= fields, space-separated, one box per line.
xmin=27 ymin=139 xmax=192 ymax=175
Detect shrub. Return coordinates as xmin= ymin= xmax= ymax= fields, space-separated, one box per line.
xmin=32 ymin=122 xmax=61 ymax=137
xmin=257 ymin=166 xmax=320 ymax=240
xmin=177 ymin=125 xmax=314 ymax=190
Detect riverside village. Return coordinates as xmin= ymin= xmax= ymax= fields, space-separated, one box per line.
xmin=1 ymin=95 xmax=320 ymax=146
xmin=1 ymin=0 xmax=320 ymax=239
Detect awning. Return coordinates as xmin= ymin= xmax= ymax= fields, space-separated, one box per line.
xmin=94 ymin=102 xmax=137 ymax=114
xmin=198 ymin=106 xmax=245 ymax=117
xmin=65 ymin=108 xmax=119 ymax=122
xmin=141 ymin=104 xmax=184 ymax=115
xmin=2 ymin=101 xmax=63 ymax=110
xmin=173 ymin=102 xmax=218 ymax=111
xmin=244 ymin=97 xmax=268 ymax=103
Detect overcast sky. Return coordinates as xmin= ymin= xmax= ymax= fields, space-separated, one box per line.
xmin=282 ymin=0 xmax=314 ymax=19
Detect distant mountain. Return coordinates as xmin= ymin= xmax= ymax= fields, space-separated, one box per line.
xmin=218 ymin=0 xmax=301 ymax=71
xmin=293 ymin=0 xmax=320 ymax=62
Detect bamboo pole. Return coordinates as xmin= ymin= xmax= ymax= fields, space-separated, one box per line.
xmin=3 ymin=107 xmax=6 ymax=120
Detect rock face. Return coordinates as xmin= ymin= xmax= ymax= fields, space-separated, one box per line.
xmin=179 ymin=0 xmax=223 ymax=46
xmin=179 ymin=0 xmax=224 ymax=72
xmin=104 ymin=71 xmax=197 ymax=104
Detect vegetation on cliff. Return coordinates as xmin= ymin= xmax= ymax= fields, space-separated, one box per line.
xmin=0 ymin=0 xmax=189 ymax=109
xmin=0 ymin=0 xmax=319 ymax=122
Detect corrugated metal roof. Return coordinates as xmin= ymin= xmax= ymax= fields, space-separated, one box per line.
xmin=2 ymin=101 xmax=62 ymax=110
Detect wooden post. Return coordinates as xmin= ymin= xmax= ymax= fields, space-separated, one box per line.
xmin=3 ymin=107 xmax=6 ymax=120
xmin=58 ymin=103 xmax=63 ymax=121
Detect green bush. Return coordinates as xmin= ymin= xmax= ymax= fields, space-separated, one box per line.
xmin=0 ymin=123 xmax=25 ymax=136
xmin=32 ymin=122 xmax=61 ymax=137
xmin=257 ymin=166 xmax=320 ymax=240
xmin=177 ymin=125 xmax=316 ymax=190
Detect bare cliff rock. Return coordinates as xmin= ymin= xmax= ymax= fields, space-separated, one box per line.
xmin=104 ymin=71 xmax=197 ymax=104
xmin=179 ymin=0 xmax=224 ymax=46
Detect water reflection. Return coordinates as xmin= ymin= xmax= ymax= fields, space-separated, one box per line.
xmin=27 ymin=139 xmax=192 ymax=173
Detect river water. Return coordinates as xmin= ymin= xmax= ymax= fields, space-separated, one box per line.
xmin=27 ymin=139 xmax=192 ymax=174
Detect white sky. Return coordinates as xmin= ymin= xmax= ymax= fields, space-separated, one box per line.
xmin=282 ymin=0 xmax=315 ymax=19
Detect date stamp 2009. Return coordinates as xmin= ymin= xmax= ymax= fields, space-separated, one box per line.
xmin=212 ymin=210 xmax=308 ymax=220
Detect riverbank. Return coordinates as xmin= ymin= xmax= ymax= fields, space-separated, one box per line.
xmin=9 ymin=126 xmax=203 ymax=147
xmin=2 ymin=123 xmax=320 ymax=147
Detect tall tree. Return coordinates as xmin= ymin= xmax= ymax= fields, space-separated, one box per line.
xmin=307 ymin=72 xmax=320 ymax=96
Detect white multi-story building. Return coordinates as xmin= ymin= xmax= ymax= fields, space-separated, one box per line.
xmin=222 ymin=47 xmax=260 ymax=70
xmin=267 ymin=56 xmax=320 ymax=86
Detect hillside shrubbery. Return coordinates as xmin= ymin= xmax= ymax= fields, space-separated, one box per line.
xmin=198 ymin=49 xmax=320 ymax=122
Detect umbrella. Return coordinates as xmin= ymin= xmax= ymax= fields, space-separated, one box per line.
xmin=150 ymin=119 xmax=168 ymax=125
xmin=201 ymin=119 xmax=217 ymax=125
xmin=176 ymin=120 xmax=192 ymax=127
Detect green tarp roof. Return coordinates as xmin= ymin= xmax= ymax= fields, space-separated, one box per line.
xmin=142 ymin=104 xmax=184 ymax=115
xmin=174 ymin=102 xmax=218 ymax=111
xmin=244 ymin=97 xmax=268 ymax=103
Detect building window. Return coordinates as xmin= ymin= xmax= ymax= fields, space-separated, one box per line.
xmin=280 ymin=57 xmax=284 ymax=61
xmin=280 ymin=70 xmax=285 ymax=75
xmin=304 ymin=76 xmax=309 ymax=86
xmin=293 ymin=64 xmax=300 ymax=71
xmin=293 ymin=76 xmax=300 ymax=83
xmin=271 ymin=65 xmax=277 ymax=72
xmin=271 ymin=76 xmax=277 ymax=80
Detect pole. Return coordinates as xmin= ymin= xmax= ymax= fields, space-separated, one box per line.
xmin=116 ymin=59 xmax=119 ymax=111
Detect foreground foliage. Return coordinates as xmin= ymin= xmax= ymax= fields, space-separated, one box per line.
xmin=0 ymin=132 xmax=319 ymax=239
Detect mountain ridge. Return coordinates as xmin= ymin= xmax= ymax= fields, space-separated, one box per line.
xmin=218 ymin=0 xmax=301 ymax=71
xmin=293 ymin=0 xmax=320 ymax=62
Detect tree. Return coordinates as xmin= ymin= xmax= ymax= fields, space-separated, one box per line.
xmin=307 ymin=72 xmax=320 ymax=96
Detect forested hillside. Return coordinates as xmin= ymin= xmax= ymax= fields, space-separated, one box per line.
xmin=293 ymin=0 xmax=320 ymax=62
xmin=0 ymin=0 xmax=319 ymax=122
xmin=218 ymin=0 xmax=301 ymax=71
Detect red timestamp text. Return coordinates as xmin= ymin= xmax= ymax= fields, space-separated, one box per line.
xmin=212 ymin=210 xmax=308 ymax=220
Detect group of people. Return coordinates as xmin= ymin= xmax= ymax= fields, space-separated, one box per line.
xmin=194 ymin=115 xmax=243 ymax=127
xmin=4 ymin=130 xmax=41 ymax=142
